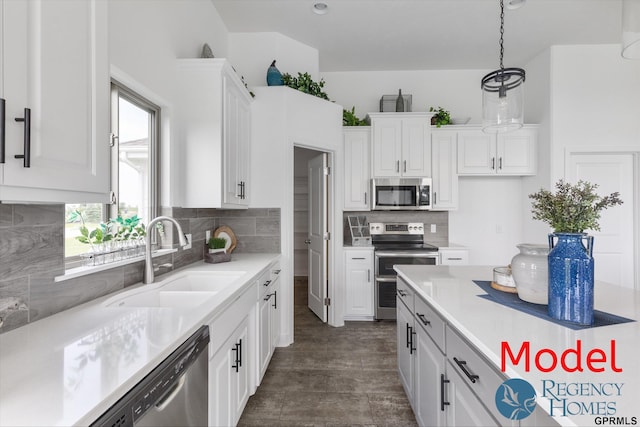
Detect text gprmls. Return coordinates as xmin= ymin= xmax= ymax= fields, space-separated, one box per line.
xmin=501 ymin=340 xmax=623 ymax=373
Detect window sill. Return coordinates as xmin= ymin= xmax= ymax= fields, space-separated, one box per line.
xmin=55 ymin=248 xmax=177 ymax=282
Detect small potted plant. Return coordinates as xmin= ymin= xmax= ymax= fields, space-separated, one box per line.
xmin=529 ymin=179 xmax=623 ymax=325
xmin=207 ymin=237 xmax=228 ymax=254
xmin=429 ymin=106 xmax=451 ymax=127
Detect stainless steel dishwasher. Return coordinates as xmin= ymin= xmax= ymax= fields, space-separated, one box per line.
xmin=91 ymin=325 xmax=210 ymax=427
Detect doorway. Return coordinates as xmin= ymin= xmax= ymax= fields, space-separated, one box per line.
xmin=294 ymin=147 xmax=330 ymax=322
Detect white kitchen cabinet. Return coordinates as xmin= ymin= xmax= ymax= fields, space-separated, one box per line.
xmin=369 ymin=113 xmax=432 ymax=178
xmin=343 ymin=127 xmax=371 ymax=210
xmin=344 ymin=248 xmax=374 ymax=320
xmin=457 ymin=126 xmax=537 ymax=176
xmin=256 ymin=261 xmax=281 ymax=383
xmin=209 ymin=318 xmax=250 ymax=427
xmin=176 ymin=59 xmax=252 ymax=208
xmin=397 ymin=276 xmax=505 ymax=427
xmin=0 ymin=0 xmax=110 ymax=203
xmin=439 ymin=247 xmax=470 ymax=265
xmin=431 ymin=130 xmax=459 ymax=210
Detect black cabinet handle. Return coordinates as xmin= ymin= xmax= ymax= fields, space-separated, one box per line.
xmin=264 ymin=293 xmax=273 ymax=301
xmin=231 ymin=343 xmax=239 ymax=372
xmin=406 ymin=322 xmax=411 ymax=349
xmin=273 ymin=269 xmax=281 ymax=274
xmin=0 ymin=98 xmax=5 ymax=163
xmin=364 ymin=192 xmax=367 ymax=205
xmin=409 ymin=328 xmax=416 ymax=355
xmin=396 ymin=160 xmax=400 ymax=173
xmin=263 ymin=279 xmax=272 ymax=287
xmin=238 ymin=339 xmax=243 ymax=367
xmin=398 ymin=289 xmax=407 ymax=297
xmin=453 ymin=357 xmax=479 ymax=383
xmin=491 ymin=157 xmax=495 ymax=170
xmin=272 ymin=290 xmax=277 ymax=309
xmin=440 ymin=374 xmax=450 ymax=411
xmin=416 ymin=313 xmax=431 ymax=326
xmin=499 ymin=157 xmax=503 ymax=170
xmin=14 ymin=108 xmax=31 ymax=167
xmin=403 ymin=160 xmax=407 ymax=173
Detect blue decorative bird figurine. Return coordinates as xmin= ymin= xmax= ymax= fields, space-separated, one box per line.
xmin=266 ymin=60 xmax=284 ymax=86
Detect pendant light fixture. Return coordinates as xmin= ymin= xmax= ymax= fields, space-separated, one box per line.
xmin=481 ymin=0 xmax=525 ymax=133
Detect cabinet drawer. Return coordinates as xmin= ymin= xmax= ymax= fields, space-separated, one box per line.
xmin=439 ymin=249 xmax=469 ymax=265
xmin=270 ymin=262 xmax=282 ymax=283
xmin=396 ymin=278 xmax=415 ymax=312
xmin=257 ymin=269 xmax=273 ymax=298
xmin=209 ymin=284 xmax=256 ymax=357
xmin=414 ymin=296 xmax=445 ymax=352
xmin=446 ymin=325 xmax=507 ymax=423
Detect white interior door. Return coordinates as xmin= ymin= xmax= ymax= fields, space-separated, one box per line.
xmin=307 ymin=153 xmax=328 ymax=322
xmin=568 ymin=153 xmax=636 ymax=289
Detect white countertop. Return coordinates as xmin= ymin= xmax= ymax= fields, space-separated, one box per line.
xmin=395 ymin=265 xmax=640 ymax=427
xmin=0 ymin=253 xmax=279 ymax=427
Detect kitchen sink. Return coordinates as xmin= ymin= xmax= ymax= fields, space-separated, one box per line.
xmin=106 ymin=290 xmax=217 ymax=308
xmin=103 ymin=270 xmax=246 ymax=309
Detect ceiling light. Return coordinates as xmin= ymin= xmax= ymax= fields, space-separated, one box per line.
xmin=506 ymin=0 xmax=526 ymax=10
xmin=622 ymin=0 xmax=640 ymax=59
xmin=481 ymin=0 xmax=526 ymax=134
xmin=312 ymin=2 xmax=328 ymax=15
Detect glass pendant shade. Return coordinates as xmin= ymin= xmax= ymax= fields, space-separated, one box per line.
xmin=622 ymin=0 xmax=640 ymax=59
xmin=481 ymin=67 xmax=525 ymax=133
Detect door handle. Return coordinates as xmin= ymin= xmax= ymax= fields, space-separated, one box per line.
xmin=272 ymin=290 xmax=277 ymax=309
xmin=491 ymin=157 xmax=495 ymax=170
xmin=499 ymin=157 xmax=503 ymax=170
xmin=304 ymin=239 xmax=311 ymax=244
xmin=406 ymin=323 xmax=411 ymax=349
xmin=397 ymin=289 xmax=407 ymax=297
xmin=396 ymin=160 xmax=400 ymax=172
xmin=403 ymin=160 xmax=407 ymax=173
xmin=409 ymin=328 xmax=416 ymax=354
xmin=0 ymin=98 xmax=5 ymax=163
xmin=14 ymin=108 xmax=31 ymax=168
xmin=416 ymin=313 xmax=431 ymax=326
xmin=367 ymin=269 xmax=370 ymax=283
xmin=364 ymin=192 xmax=367 ymax=205
xmin=440 ymin=374 xmax=450 ymax=411
xmin=434 ymin=192 xmax=437 ymax=205
xmin=154 ymin=374 xmax=187 ymax=411
xmin=453 ymin=357 xmax=479 ymax=383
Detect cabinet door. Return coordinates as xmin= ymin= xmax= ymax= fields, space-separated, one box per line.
xmin=223 ymin=74 xmax=251 ymax=207
xmin=457 ymin=131 xmax=496 ymax=175
xmin=344 ymin=250 xmax=374 ymax=318
xmin=496 ymin=127 xmax=537 ymax=175
xmin=209 ymin=340 xmax=234 ymax=427
xmin=401 ymin=118 xmax=431 ymax=177
xmin=431 ymin=131 xmax=459 ymax=210
xmin=415 ymin=325 xmax=446 ymax=427
xmin=232 ymin=322 xmax=250 ymax=424
xmin=343 ymin=128 xmax=371 ymax=210
xmin=397 ymin=297 xmax=415 ymax=402
xmin=258 ymin=292 xmax=272 ymax=381
xmin=446 ymin=365 xmax=500 ymax=427
xmin=372 ymin=120 xmax=402 ymax=177
xmin=270 ymin=279 xmax=280 ymax=349
xmin=1 ymin=0 xmax=109 ymax=202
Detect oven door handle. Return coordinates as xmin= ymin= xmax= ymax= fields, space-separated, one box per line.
xmin=375 ymin=277 xmax=397 ymax=283
xmin=375 ymin=252 xmax=439 ymax=258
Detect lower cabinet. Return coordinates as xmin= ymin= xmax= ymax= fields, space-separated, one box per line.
xmin=397 ymin=277 xmax=503 ymax=427
xmin=439 ymin=247 xmax=470 ymax=265
xmin=257 ymin=261 xmax=281 ymax=383
xmin=209 ymin=318 xmax=250 ymax=427
xmin=344 ymin=248 xmax=374 ymax=320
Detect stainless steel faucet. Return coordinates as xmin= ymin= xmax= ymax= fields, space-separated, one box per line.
xmin=143 ymin=216 xmax=189 ymax=284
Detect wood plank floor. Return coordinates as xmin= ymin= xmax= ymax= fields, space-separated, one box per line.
xmin=238 ymin=277 xmax=418 ymax=427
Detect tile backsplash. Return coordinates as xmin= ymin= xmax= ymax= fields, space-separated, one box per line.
xmin=0 ymin=204 xmax=280 ymax=334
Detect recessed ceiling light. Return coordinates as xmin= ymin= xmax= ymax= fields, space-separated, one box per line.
xmin=312 ymin=2 xmax=328 ymax=15
xmin=506 ymin=0 xmax=526 ymax=10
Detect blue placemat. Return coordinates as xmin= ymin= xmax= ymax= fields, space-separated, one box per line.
xmin=473 ymin=280 xmax=635 ymax=330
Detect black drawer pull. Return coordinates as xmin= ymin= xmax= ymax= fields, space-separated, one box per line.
xmin=440 ymin=374 xmax=450 ymax=411
xmin=264 ymin=293 xmax=273 ymax=301
xmin=453 ymin=357 xmax=479 ymax=383
xmin=397 ymin=289 xmax=407 ymax=297
xmin=416 ymin=313 xmax=431 ymax=326
xmin=263 ymin=280 xmax=271 ymax=287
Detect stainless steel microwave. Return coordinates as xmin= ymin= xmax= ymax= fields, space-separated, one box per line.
xmin=371 ymin=178 xmax=432 ymax=210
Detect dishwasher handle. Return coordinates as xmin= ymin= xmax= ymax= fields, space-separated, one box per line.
xmin=154 ymin=374 xmax=187 ymax=411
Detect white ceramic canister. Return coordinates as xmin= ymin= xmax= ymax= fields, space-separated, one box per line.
xmin=510 ymin=243 xmax=549 ymax=304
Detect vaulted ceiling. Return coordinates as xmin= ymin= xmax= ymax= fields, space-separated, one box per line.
xmin=211 ymin=0 xmax=623 ymax=72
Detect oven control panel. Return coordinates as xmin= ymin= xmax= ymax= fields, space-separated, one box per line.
xmin=369 ymin=222 xmax=424 ymax=235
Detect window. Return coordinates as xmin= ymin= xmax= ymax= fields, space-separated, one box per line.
xmin=65 ymin=81 xmax=160 ymax=264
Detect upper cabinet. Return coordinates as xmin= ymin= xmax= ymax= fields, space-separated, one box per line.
xmin=343 ymin=127 xmax=371 ymax=211
xmin=430 ymin=130 xmax=459 ymax=210
xmin=369 ymin=113 xmax=432 ymax=178
xmin=457 ymin=125 xmax=538 ymax=176
xmin=176 ymin=59 xmax=253 ymax=208
xmin=0 ymin=0 xmax=110 ymax=203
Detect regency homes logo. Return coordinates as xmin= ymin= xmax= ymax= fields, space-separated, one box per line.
xmin=496 ymin=340 xmax=638 ymax=425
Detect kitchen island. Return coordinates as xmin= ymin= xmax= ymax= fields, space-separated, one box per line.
xmin=0 ymin=253 xmax=280 ymax=426
xmin=395 ymin=265 xmax=640 ymax=427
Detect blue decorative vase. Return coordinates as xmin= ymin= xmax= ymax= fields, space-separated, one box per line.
xmin=266 ymin=60 xmax=283 ymax=86
xmin=547 ymin=233 xmax=595 ymax=325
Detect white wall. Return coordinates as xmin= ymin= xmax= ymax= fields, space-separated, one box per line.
xmin=229 ymin=32 xmax=320 ymax=89
xmin=108 ymin=0 xmax=229 ymax=207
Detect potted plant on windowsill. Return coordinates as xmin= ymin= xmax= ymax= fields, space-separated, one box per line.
xmin=528 ymin=179 xmax=623 ymax=325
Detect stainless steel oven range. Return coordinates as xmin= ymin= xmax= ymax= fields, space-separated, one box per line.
xmin=370 ymin=222 xmax=439 ymax=320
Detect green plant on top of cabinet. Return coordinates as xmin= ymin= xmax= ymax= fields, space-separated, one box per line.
xmin=457 ymin=125 xmax=537 ymax=176
xmin=0 ymin=0 xmax=109 ymax=203
xmin=343 ymin=127 xmax=371 ymax=211
xmin=176 ymin=59 xmax=252 ymax=208
xmin=368 ymin=113 xmax=433 ymax=178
